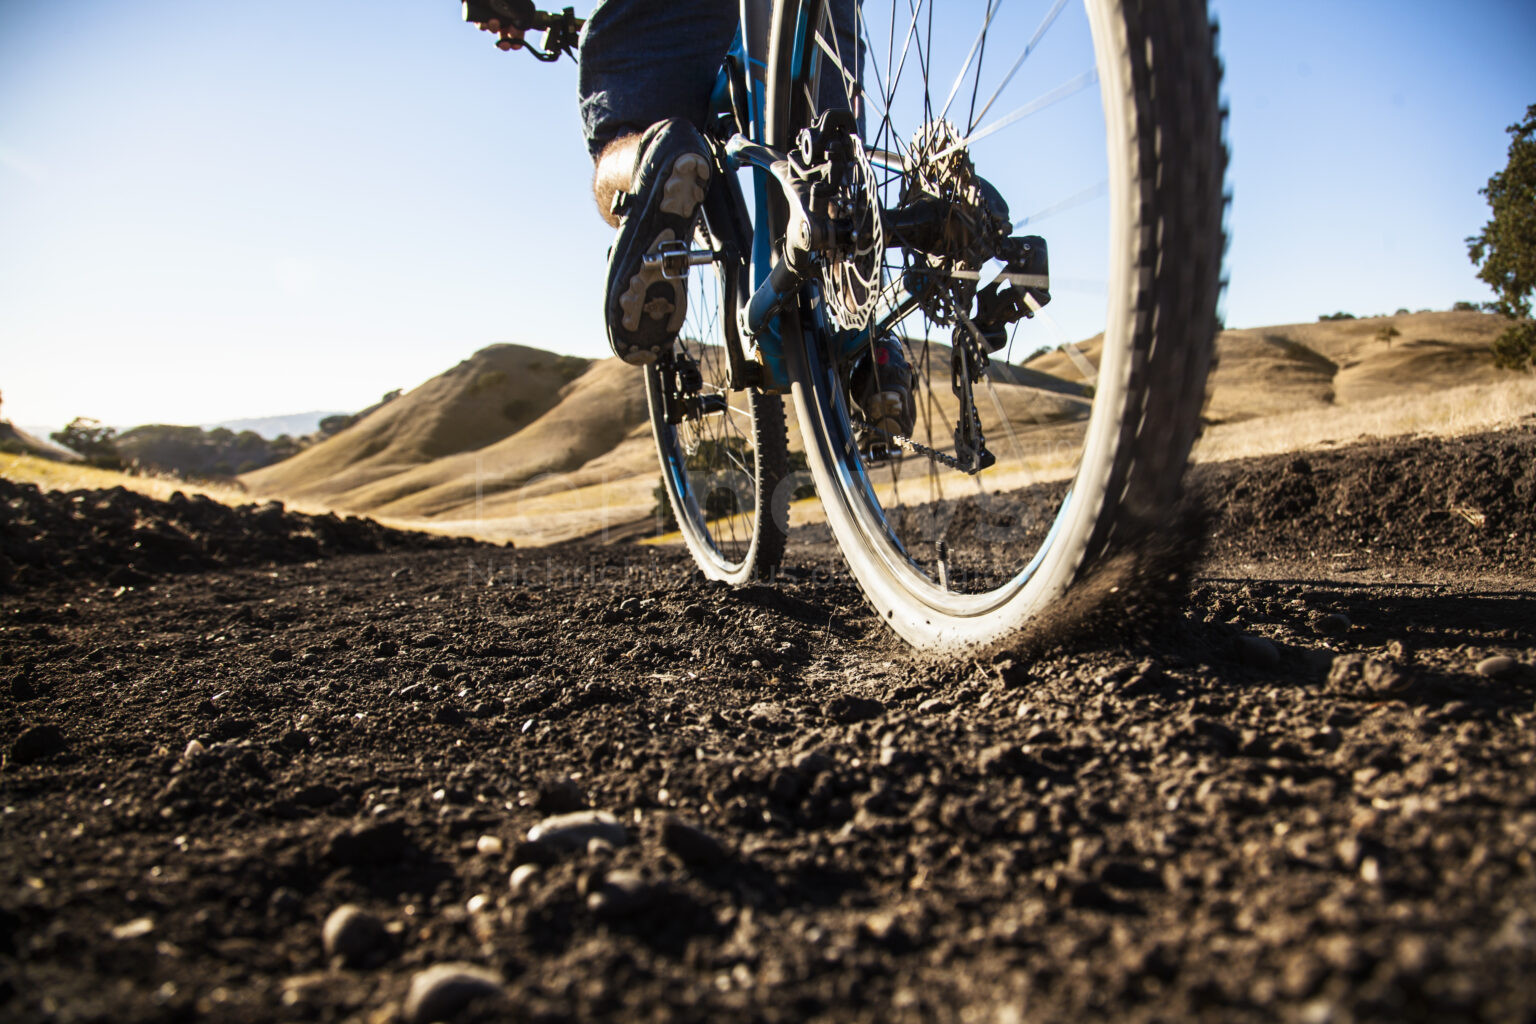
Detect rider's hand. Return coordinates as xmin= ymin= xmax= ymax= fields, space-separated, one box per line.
xmin=477 ymin=18 xmax=525 ymax=51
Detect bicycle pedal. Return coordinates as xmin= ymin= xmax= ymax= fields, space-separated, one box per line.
xmin=643 ymin=240 xmax=715 ymax=281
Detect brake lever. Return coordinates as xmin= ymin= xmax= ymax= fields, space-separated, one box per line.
xmin=462 ymin=0 xmax=584 ymax=63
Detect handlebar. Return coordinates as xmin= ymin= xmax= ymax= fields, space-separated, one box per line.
xmin=462 ymin=0 xmax=584 ymax=63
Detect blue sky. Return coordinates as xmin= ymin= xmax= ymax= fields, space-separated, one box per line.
xmin=2 ymin=1 xmax=1533 ymax=431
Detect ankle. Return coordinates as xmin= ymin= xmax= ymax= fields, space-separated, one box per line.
xmin=593 ymin=134 xmax=642 ymax=228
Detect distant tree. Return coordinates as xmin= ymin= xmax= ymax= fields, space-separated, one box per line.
xmin=1451 ymin=300 xmax=1481 ymax=312
xmin=1467 ymin=103 xmax=1536 ymax=369
xmin=1375 ymin=324 xmax=1401 ymax=347
xmin=1394 ymin=307 xmax=1410 ymax=316
xmin=1318 ymin=312 xmax=1356 ymax=322
xmin=270 ymin=433 xmax=300 ymax=458
xmin=554 ymin=355 xmax=590 ymax=383
xmin=207 ymin=427 xmax=235 ymax=444
xmin=50 ymin=417 xmax=121 ymax=468
xmin=318 ymin=414 xmax=354 ymax=438
xmin=381 ymin=388 xmax=403 ymax=403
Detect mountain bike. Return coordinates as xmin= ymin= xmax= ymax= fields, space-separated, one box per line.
xmin=468 ymin=0 xmax=1227 ymax=651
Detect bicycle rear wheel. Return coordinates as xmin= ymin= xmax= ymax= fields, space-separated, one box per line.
xmin=766 ymin=0 xmax=1226 ymax=649
xmin=646 ymin=211 xmax=790 ymax=583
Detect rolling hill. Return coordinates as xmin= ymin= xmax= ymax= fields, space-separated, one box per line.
xmin=239 ymin=311 xmax=1531 ymax=545
xmin=240 ymin=344 xmax=591 ymax=504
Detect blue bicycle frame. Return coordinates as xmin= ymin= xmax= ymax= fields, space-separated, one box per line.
xmin=706 ymin=0 xmax=874 ymax=393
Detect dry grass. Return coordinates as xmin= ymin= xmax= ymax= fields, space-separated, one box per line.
xmin=240 ymin=344 xmax=593 ymax=504
xmin=1193 ymin=376 xmax=1536 ymax=464
xmin=1 ymin=453 xmax=260 ymax=507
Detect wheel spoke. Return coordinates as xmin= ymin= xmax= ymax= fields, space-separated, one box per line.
xmin=938 ymin=0 xmax=1003 ymax=123
xmin=1012 ymin=178 xmax=1109 ymax=231
xmin=968 ymin=0 xmax=1071 ymax=132
xmin=936 ymin=67 xmax=1099 ymax=160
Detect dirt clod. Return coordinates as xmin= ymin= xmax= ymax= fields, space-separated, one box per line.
xmin=7 ymin=724 xmax=65 ymax=766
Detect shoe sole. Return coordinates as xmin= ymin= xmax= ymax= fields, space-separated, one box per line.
xmin=863 ymin=391 xmax=912 ymax=437
xmin=612 ymin=153 xmax=711 ymax=366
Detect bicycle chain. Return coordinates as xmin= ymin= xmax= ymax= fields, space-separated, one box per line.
xmin=849 ymin=413 xmax=977 ymax=475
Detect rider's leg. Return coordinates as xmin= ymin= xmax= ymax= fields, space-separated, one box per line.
xmin=576 ymin=0 xmax=736 ymax=363
xmin=576 ymin=0 xmax=737 ymax=165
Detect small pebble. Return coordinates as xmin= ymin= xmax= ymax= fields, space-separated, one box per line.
xmin=1476 ymin=655 xmax=1519 ymax=679
xmin=402 ymin=963 xmax=505 ymax=1024
xmin=475 ymin=835 xmax=504 ymax=857
xmin=527 ymin=810 xmax=627 ymax=852
xmin=587 ymin=869 xmax=655 ymax=917
xmin=862 ymin=910 xmax=905 ymax=944
xmin=1236 ymin=635 xmax=1281 ymax=669
xmin=182 ymin=739 xmax=206 ymax=759
xmin=465 ymin=893 xmax=491 ymax=914
xmin=110 ymin=917 xmax=155 ymax=940
xmin=322 ymin=904 xmax=385 ymax=966
xmin=509 ymin=864 xmax=540 ymax=895
xmin=916 ymin=697 xmax=952 ymax=715
xmin=1312 ymin=612 xmax=1351 ymax=637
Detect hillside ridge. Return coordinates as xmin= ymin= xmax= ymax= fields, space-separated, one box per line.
xmin=236 ymin=310 xmax=1525 ymax=545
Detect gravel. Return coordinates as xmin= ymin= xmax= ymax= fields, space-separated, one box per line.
xmin=2 ymin=427 xmax=1534 ymax=1023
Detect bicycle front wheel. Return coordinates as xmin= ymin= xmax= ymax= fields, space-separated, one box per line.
xmin=766 ymin=0 xmax=1226 ymax=649
xmin=646 ymin=212 xmax=790 ymax=583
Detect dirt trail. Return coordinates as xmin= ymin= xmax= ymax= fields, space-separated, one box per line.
xmin=2 ymin=429 xmax=1534 ymax=1022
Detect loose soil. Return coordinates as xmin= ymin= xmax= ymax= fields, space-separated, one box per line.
xmin=3 ymin=428 xmax=1534 ymax=1023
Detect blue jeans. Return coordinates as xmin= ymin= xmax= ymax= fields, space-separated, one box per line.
xmin=577 ymin=0 xmax=859 ymax=160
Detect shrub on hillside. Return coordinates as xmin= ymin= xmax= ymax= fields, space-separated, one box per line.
xmin=114 ymin=424 xmax=297 ymax=479
xmin=51 ymin=418 xmax=122 ymax=469
xmin=555 ymin=356 xmax=589 ymax=383
xmin=1491 ymin=321 xmax=1536 ymax=370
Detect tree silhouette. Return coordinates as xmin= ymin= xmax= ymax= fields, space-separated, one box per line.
xmin=1467 ymin=103 xmax=1536 ymax=369
xmin=51 ymin=417 xmax=121 ymax=468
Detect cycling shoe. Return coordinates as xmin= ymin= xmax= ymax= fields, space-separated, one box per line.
xmin=604 ymin=119 xmax=712 ymax=366
xmin=850 ymin=336 xmax=916 ymax=453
